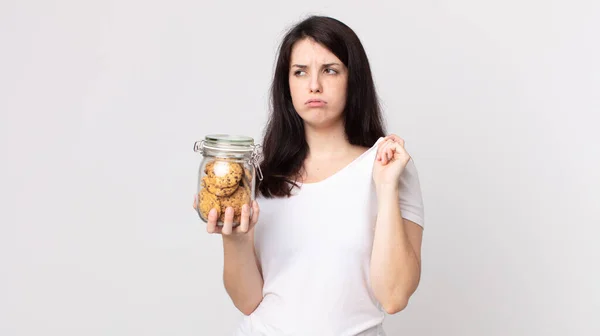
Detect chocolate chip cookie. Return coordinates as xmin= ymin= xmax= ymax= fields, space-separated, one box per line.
xmin=202 ymin=175 xmax=239 ymax=197
xmin=204 ymin=160 xmax=243 ymax=188
xmin=218 ymin=184 xmax=251 ymax=223
xmin=198 ymin=188 xmax=221 ymax=220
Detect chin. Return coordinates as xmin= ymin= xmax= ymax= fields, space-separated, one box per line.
xmin=300 ymin=114 xmax=343 ymax=130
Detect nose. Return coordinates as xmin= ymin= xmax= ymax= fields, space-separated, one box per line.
xmin=309 ymin=73 xmax=322 ymax=93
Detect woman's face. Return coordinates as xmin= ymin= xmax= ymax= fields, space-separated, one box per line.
xmin=288 ymin=38 xmax=348 ymax=129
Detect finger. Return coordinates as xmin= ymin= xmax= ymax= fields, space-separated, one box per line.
xmin=250 ymin=200 xmax=260 ymax=226
xmin=221 ymin=207 xmax=234 ymax=235
xmin=390 ymin=142 xmax=411 ymax=162
xmin=385 ymin=140 xmax=396 ymax=163
xmin=192 ymin=194 xmax=198 ymax=209
xmin=206 ymin=208 xmax=220 ymax=234
xmin=386 ymin=135 xmax=406 ymax=150
xmin=376 ymin=141 xmax=386 ymax=161
xmin=379 ymin=140 xmax=394 ymax=164
xmin=386 ymin=147 xmax=394 ymax=163
xmin=376 ymin=139 xmax=392 ymax=161
xmin=237 ymin=203 xmax=250 ymax=233
xmin=386 ymin=134 xmax=404 ymax=145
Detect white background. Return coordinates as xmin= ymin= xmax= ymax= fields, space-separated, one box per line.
xmin=1 ymin=0 xmax=599 ymax=335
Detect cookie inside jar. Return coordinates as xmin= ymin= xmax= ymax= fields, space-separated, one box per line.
xmin=198 ymin=158 xmax=253 ymax=226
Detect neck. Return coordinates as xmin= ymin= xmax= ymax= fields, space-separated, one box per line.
xmin=304 ymin=121 xmax=352 ymax=160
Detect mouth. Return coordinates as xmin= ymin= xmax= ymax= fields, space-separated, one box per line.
xmin=305 ymin=99 xmax=327 ymax=106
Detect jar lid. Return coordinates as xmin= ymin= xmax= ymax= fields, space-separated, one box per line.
xmin=193 ymin=134 xmax=263 ymax=181
xmin=194 ymin=134 xmax=256 ymax=153
xmin=206 ymin=134 xmax=254 ymax=147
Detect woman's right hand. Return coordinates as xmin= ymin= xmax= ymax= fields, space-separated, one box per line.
xmin=193 ymin=195 xmax=260 ymax=237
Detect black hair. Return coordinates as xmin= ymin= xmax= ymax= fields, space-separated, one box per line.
xmin=258 ymin=15 xmax=386 ymax=198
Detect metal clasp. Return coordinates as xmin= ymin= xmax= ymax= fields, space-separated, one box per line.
xmin=249 ymin=144 xmax=264 ymax=181
xmin=193 ymin=140 xmax=205 ymax=154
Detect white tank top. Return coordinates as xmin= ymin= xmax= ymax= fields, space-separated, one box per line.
xmin=235 ymin=137 xmax=425 ymax=336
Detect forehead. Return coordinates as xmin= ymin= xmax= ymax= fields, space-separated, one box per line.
xmin=290 ymin=38 xmax=341 ymax=64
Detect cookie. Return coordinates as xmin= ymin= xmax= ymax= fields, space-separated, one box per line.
xmin=202 ymin=175 xmax=238 ymax=197
xmin=204 ymin=160 xmax=243 ymax=188
xmin=243 ymin=166 xmax=253 ymax=186
xmin=218 ymin=186 xmax=251 ymax=223
xmin=198 ymin=188 xmax=221 ymax=220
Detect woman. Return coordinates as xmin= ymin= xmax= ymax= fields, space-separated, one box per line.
xmin=195 ymin=15 xmax=425 ymax=336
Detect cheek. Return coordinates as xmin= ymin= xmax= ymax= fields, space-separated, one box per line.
xmin=330 ymin=80 xmax=347 ymax=107
xmin=288 ymin=80 xmax=303 ymax=104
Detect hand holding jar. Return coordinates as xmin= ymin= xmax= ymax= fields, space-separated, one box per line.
xmin=193 ymin=194 xmax=260 ymax=236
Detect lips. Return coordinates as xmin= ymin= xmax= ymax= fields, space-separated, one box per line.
xmin=305 ymin=99 xmax=326 ymax=105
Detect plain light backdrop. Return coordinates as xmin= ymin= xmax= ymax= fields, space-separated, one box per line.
xmin=1 ymin=0 xmax=599 ymax=335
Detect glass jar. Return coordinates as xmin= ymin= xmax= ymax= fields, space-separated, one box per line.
xmin=193 ymin=134 xmax=263 ymax=227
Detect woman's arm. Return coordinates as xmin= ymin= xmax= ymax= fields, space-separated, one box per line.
xmin=370 ymin=134 xmax=424 ymax=314
xmin=195 ymin=198 xmax=264 ymax=316
xmin=370 ymin=185 xmax=423 ymax=314
xmin=222 ymin=233 xmax=264 ymax=315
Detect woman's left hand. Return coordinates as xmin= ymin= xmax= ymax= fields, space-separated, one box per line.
xmin=372 ymin=134 xmax=411 ymax=189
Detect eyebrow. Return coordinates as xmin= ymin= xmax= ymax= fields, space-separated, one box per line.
xmin=291 ymin=63 xmax=341 ymax=68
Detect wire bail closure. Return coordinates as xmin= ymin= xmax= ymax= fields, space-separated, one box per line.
xmin=249 ymin=144 xmax=264 ymax=181
xmin=193 ymin=140 xmax=205 ymax=155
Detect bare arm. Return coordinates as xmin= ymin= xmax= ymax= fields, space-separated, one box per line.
xmin=370 ymin=135 xmax=424 ymax=314
xmin=222 ymin=230 xmax=264 ymax=315
xmin=370 ymin=185 xmax=423 ymax=314
xmin=195 ymin=197 xmax=264 ymax=315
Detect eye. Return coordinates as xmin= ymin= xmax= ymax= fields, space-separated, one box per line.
xmin=325 ymin=68 xmax=338 ymax=75
xmin=294 ymin=70 xmax=306 ymax=76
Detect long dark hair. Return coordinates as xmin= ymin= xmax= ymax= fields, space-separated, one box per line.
xmin=258 ymin=15 xmax=386 ymax=198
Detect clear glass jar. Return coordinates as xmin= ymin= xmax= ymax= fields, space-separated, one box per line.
xmin=193 ymin=134 xmax=263 ymax=227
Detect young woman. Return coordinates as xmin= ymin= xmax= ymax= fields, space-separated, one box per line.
xmin=194 ymin=15 xmax=425 ymax=336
